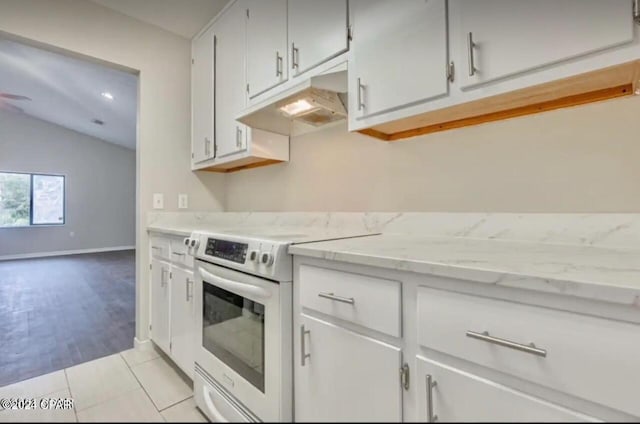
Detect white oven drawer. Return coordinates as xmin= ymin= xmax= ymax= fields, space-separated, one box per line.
xmin=299 ymin=265 xmax=401 ymax=337
xmin=170 ymin=237 xmax=193 ymax=268
xmin=417 ymin=286 xmax=640 ymax=417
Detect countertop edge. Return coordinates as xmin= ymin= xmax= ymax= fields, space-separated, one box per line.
xmin=289 ymin=244 xmax=640 ymax=308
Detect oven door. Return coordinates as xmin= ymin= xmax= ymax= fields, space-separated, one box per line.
xmin=195 ymin=259 xmax=284 ymax=422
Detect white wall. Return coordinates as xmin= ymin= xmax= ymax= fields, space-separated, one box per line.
xmin=0 ymin=110 xmax=135 ymax=257
xmin=0 ymin=0 xmax=226 ymax=341
xmin=226 ymin=95 xmax=640 ymax=212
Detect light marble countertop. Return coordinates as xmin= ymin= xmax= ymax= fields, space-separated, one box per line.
xmin=289 ymin=234 xmax=640 ymax=306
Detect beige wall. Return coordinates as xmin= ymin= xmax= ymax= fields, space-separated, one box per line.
xmin=227 ymin=95 xmax=640 ymax=212
xmin=0 ymin=0 xmax=225 ymax=341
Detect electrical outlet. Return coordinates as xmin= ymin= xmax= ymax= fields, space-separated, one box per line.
xmin=178 ymin=194 xmax=188 ymax=209
xmin=153 ymin=193 xmax=164 ymax=209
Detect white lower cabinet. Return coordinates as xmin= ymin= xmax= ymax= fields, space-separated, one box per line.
xmin=169 ymin=266 xmax=196 ymax=379
xmin=150 ymin=258 xmax=171 ymax=354
xmin=149 ymin=234 xmax=197 ymax=379
xmin=292 ymin=257 xmax=640 ymax=422
xmin=295 ymin=314 xmax=403 ymax=422
xmin=416 ymin=356 xmax=595 ymax=422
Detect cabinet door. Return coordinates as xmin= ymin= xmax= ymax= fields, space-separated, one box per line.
xmin=350 ymin=0 xmax=448 ymax=119
xmin=191 ymin=26 xmax=215 ymax=164
xmin=247 ymin=0 xmax=288 ymax=98
xmin=169 ymin=267 xmax=196 ymax=379
xmin=288 ymin=0 xmax=349 ymax=76
xmin=295 ymin=315 xmax=402 ymax=422
xmin=416 ymin=356 xmax=596 ymax=422
xmin=214 ymin=1 xmax=248 ymax=159
xmin=150 ymin=259 xmax=171 ymax=354
xmin=457 ymin=0 xmax=634 ymax=89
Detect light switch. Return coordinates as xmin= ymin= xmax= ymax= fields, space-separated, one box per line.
xmin=153 ymin=193 xmax=164 ymax=209
xmin=178 ymin=194 xmax=188 ymax=209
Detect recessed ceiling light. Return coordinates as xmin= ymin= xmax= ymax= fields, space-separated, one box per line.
xmin=91 ymin=118 xmax=105 ymax=125
xmin=101 ymin=92 xmax=114 ymax=100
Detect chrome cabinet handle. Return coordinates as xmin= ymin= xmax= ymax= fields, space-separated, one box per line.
xmin=357 ymin=77 xmax=365 ymax=111
xmin=171 ymin=252 xmax=185 ymax=257
xmin=426 ymin=374 xmax=438 ymax=422
xmin=467 ymin=32 xmax=477 ymax=77
xmin=318 ymin=292 xmax=355 ymax=305
xmin=151 ymin=246 xmax=161 ymax=251
xmin=291 ymin=43 xmax=299 ymax=70
xmin=300 ymin=325 xmax=310 ymax=366
xmin=236 ymin=126 xmax=242 ymax=148
xmin=466 ymin=330 xmax=547 ymax=357
xmin=186 ymin=278 xmax=193 ymax=301
xmin=276 ymin=52 xmax=283 ymax=76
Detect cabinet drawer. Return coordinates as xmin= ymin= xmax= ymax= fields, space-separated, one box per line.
xmin=150 ymin=236 xmax=170 ymax=261
xmin=416 ymin=356 xmax=596 ymax=422
xmin=170 ymin=238 xmax=193 ymax=268
xmin=417 ymin=287 xmax=640 ymax=417
xmin=299 ymin=265 xmax=401 ymax=337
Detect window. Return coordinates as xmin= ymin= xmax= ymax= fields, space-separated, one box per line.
xmin=0 ymin=172 xmax=65 ymax=227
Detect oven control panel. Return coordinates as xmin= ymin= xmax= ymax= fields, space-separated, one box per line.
xmin=205 ymin=238 xmax=248 ymax=264
xmin=191 ymin=231 xmax=293 ymax=281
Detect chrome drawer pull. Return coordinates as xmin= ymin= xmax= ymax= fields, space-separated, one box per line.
xmin=426 ymin=374 xmax=438 ymax=422
xmin=466 ymin=330 xmax=547 ymax=358
xmin=318 ymin=292 xmax=355 ymax=305
xmin=151 ymin=246 xmax=161 ymax=250
xmin=171 ymin=252 xmax=185 ymax=257
xmin=300 ymin=325 xmax=310 ymax=366
xmin=467 ymin=32 xmax=477 ymax=76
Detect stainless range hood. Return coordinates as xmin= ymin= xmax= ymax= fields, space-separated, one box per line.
xmin=236 ymin=62 xmax=347 ymax=136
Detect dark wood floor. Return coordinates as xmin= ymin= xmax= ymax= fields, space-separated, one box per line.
xmin=0 ymin=250 xmax=135 ymax=387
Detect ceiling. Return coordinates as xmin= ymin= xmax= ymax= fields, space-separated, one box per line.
xmin=0 ymin=37 xmax=138 ymax=149
xmin=89 ymin=0 xmax=230 ymax=39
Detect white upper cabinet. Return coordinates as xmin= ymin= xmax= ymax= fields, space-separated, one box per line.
xmin=349 ymin=0 xmax=449 ymax=122
xmin=456 ymin=0 xmax=635 ymax=89
xmin=213 ymin=0 xmax=248 ymax=159
xmin=191 ymin=25 xmax=215 ymax=165
xmin=247 ymin=0 xmax=288 ymax=99
xmin=288 ymin=0 xmax=349 ymax=77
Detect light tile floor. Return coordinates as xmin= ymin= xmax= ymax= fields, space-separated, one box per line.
xmin=0 ymin=348 xmax=207 ymax=423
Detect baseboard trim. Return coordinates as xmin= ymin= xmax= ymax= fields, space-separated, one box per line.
xmin=0 ymin=246 xmax=135 ymax=261
xmin=134 ymin=337 xmax=154 ymax=352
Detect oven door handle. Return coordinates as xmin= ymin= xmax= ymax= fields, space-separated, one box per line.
xmin=198 ymin=267 xmax=273 ymax=300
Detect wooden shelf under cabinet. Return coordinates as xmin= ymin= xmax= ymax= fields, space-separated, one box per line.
xmin=359 ymin=60 xmax=640 ymax=142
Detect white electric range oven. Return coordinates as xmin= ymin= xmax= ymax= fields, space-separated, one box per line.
xmin=185 ymin=228 xmax=375 ymax=422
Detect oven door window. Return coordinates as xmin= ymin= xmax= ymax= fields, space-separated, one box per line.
xmin=202 ymin=281 xmax=265 ymax=392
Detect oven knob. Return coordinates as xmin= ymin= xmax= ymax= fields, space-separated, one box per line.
xmin=183 ymin=238 xmax=190 ymax=246
xmin=249 ymin=250 xmax=260 ymax=262
xmin=260 ymin=252 xmax=274 ymax=266
xmin=190 ymin=239 xmax=199 ymax=248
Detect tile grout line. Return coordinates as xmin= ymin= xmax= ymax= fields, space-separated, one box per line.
xmin=121 ymin=351 xmax=194 ymax=415
xmin=63 ymin=368 xmax=79 ymax=423
xmin=121 ymin=352 xmax=165 ymax=414
xmin=157 ymin=395 xmax=195 ymax=413
xmin=69 ymin=354 xmax=141 ymax=415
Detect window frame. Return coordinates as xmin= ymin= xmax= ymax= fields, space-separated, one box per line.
xmin=0 ymin=170 xmax=66 ymax=228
